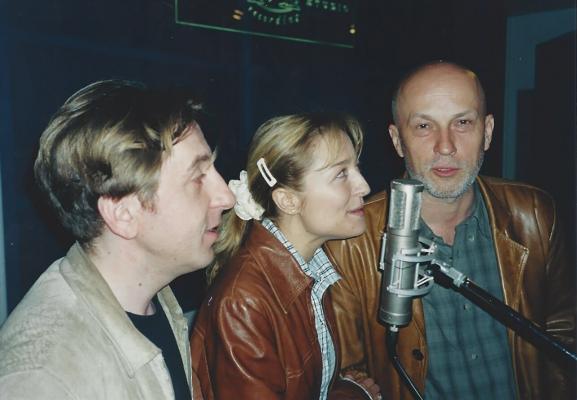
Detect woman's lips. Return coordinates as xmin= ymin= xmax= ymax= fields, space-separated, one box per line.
xmin=348 ymin=207 xmax=365 ymax=217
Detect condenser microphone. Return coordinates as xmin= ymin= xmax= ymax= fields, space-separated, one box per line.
xmin=378 ymin=179 xmax=432 ymax=327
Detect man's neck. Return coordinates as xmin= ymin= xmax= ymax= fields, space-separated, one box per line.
xmin=87 ymin=235 xmax=168 ymax=316
xmin=420 ymin=188 xmax=475 ymax=245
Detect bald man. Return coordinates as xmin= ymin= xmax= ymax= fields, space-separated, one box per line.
xmin=324 ymin=61 xmax=575 ymax=400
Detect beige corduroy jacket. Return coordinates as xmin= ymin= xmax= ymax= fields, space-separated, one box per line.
xmin=0 ymin=243 xmax=202 ymax=399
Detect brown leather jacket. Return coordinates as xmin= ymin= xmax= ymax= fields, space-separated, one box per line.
xmin=324 ymin=176 xmax=575 ymax=400
xmin=191 ymin=222 xmax=371 ymax=399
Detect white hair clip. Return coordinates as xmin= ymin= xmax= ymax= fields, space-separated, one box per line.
xmin=256 ymin=158 xmax=277 ymax=188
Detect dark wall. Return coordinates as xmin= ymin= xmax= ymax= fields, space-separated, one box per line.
xmin=1 ymin=1 xmax=568 ymax=312
xmin=517 ymin=31 xmax=576 ymax=264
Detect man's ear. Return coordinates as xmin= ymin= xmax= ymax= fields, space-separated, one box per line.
xmin=388 ymin=124 xmax=404 ymax=157
xmin=97 ymin=195 xmax=141 ymax=239
xmin=271 ymin=187 xmax=302 ymax=216
xmin=483 ymin=114 xmax=494 ymax=151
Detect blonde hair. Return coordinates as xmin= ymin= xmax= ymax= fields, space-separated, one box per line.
xmin=207 ymin=112 xmax=364 ymax=284
xmin=34 ymin=80 xmax=203 ymax=245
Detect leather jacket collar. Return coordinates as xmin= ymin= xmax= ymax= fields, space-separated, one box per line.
xmin=244 ymin=222 xmax=314 ymax=313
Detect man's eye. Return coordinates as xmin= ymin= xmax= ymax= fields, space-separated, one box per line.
xmin=457 ymin=119 xmax=472 ymax=125
xmin=416 ymin=123 xmax=429 ymax=129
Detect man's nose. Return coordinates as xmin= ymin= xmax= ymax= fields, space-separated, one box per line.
xmin=211 ymin=171 xmax=235 ymax=210
xmin=434 ymin=128 xmax=456 ymax=156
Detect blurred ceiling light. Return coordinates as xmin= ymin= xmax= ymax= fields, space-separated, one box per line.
xmin=232 ymin=9 xmax=243 ymax=20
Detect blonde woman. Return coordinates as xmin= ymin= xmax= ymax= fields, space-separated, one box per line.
xmin=191 ymin=113 xmax=381 ymax=400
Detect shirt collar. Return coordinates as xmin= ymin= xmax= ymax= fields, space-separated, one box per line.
xmin=464 ymin=183 xmax=492 ymax=239
xmin=261 ymin=218 xmax=341 ymax=283
xmin=420 ymin=182 xmax=491 ymax=241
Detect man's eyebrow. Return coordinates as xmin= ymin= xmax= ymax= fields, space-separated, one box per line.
xmin=452 ymin=110 xmax=478 ymax=118
xmin=187 ymin=149 xmax=217 ymax=173
xmin=408 ymin=112 xmax=433 ymax=121
xmin=408 ymin=110 xmax=478 ymax=121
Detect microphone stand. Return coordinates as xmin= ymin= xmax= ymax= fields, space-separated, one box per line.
xmin=380 ymin=237 xmax=434 ymax=400
xmin=386 ymin=326 xmax=424 ymax=400
xmin=381 ymin=237 xmax=576 ymax=400
xmin=426 ymin=256 xmax=577 ymax=366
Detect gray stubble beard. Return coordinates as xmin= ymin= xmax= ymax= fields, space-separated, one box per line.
xmin=402 ymin=142 xmax=484 ymax=202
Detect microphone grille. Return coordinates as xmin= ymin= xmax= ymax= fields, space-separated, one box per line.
xmin=388 ymin=179 xmax=424 ymax=231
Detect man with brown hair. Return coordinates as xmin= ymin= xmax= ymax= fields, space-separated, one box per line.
xmin=0 ymin=80 xmax=235 ymax=399
xmin=325 ymin=61 xmax=575 ymax=399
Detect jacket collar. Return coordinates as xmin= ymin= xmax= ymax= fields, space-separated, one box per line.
xmin=476 ymin=176 xmax=528 ymax=305
xmin=61 ymin=243 xmax=187 ymax=378
xmin=477 ymin=176 xmax=511 ymax=232
xmin=244 ymin=222 xmax=313 ymax=313
xmin=413 ymin=176 xmax=529 ymax=322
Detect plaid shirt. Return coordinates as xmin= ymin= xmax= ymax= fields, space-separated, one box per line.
xmin=421 ymin=184 xmax=517 ymax=399
xmin=262 ymin=218 xmax=341 ymax=400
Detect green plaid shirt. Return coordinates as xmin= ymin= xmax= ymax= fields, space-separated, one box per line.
xmin=421 ymin=183 xmax=517 ymax=399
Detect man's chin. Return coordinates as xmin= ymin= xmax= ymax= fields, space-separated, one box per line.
xmin=187 ymin=251 xmax=215 ymax=273
xmin=424 ymin=179 xmax=473 ymax=200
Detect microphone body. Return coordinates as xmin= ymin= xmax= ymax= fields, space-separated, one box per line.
xmin=378 ymin=179 xmax=425 ymax=327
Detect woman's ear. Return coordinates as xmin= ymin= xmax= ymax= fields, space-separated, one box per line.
xmin=271 ymin=187 xmax=302 ymax=216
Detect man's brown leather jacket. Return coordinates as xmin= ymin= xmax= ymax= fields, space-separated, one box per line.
xmin=191 ymin=222 xmax=371 ymax=399
xmin=324 ymin=176 xmax=575 ymax=399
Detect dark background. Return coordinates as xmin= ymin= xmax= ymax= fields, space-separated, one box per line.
xmin=0 ymin=0 xmax=574 ymax=316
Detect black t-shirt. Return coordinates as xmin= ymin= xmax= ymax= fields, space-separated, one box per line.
xmin=127 ymin=297 xmax=190 ymax=400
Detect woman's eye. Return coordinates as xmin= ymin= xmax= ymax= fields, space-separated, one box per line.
xmin=192 ymin=173 xmax=206 ymax=184
xmin=336 ymin=169 xmax=348 ymax=179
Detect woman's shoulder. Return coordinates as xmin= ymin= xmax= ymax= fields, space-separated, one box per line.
xmin=209 ymin=251 xmax=273 ymax=302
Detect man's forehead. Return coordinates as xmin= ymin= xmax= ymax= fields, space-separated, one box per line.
xmin=179 ymin=121 xmax=204 ymax=142
xmin=406 ymin=67 xmax=475 ymax=93
xmin=164 ymin=123 xmax=213 ymax=168
xmin=398 ymin=70 xmax=481 ymax=112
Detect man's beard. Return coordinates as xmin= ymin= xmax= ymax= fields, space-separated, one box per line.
xmin=402 ymin=143 xmax=484 ymax=201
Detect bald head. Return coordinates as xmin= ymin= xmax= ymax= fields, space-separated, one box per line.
xmin=392 ymin=61 xmax=486 ymax=125
xmin=387 ymin=60 xmax=494 ymax=201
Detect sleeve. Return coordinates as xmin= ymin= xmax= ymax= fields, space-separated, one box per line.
xmin=0 ymin=370 xmax=76 ymax=399
xmin=324 ymin=195 xmax=387 ymax=378
xmin=206 ymin=295 xmax=286 ymax=400
xmin=328 ymin=377 xmax=373 ymax=400
xmin=543 ymin=200 xmax=576 ymax=399
xmin=326 ymin=241 xmax=371 ymax=374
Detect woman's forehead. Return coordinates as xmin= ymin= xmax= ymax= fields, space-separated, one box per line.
xmin=307 ymin=130 xmax=354 ymax=171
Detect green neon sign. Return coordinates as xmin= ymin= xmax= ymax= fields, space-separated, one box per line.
xmin=175 ymin=0 xmax=356 ymax=48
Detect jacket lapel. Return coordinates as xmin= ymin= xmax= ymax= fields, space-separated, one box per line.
xmin=478 ymin=177 xmax=529 ymax=307
xmin=61 ymin=244 xmax=160 ymax=376
xmin=246 ymin=223 xmax=313 ymax=313
xmin=414 ymin=177 xmax=530 ymax=335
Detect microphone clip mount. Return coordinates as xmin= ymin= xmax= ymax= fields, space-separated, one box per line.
xmin=379 ymin=233 xmax=436 ymax=298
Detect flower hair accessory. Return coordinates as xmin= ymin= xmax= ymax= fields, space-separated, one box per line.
xmin=256 ymin=158 xmax=277 ymax=187
xmin=228 ymin=170 xmax=265 ymax=221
